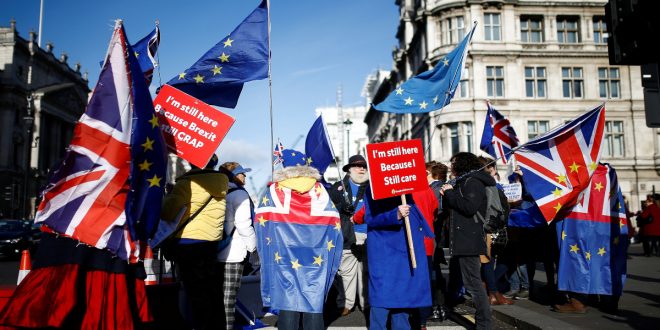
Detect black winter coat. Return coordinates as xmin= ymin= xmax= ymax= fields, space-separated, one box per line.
xmin=328 ymin=176 xmax=368 ymax=250
xmin=443 ymin=171 xmax=495 ymax=256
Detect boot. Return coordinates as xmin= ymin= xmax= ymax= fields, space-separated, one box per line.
xmin=489 ymin=293 xmax=501 ymax=305
xmin=553 ymin=298 xmax=587 ymax=313
xmin=495 ymin=292 xmax=514 ymax=305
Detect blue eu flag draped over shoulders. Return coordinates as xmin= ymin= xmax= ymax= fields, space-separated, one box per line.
xmin=373 ymin=24 xmax=475 ymax=114
xmin=305 ymin=116 xmax=335 ymax=175
xmin=166 ymin=0 xmax=268 ymax=108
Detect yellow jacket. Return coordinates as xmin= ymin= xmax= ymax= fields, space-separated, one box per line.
xmin=161 ymin=169 xmax=228 ymax=242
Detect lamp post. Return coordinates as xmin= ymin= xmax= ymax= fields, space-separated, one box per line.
xmin=343 ymin=118 xmax=353 ymax=160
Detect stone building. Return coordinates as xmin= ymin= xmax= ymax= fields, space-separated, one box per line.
xmin=0 ymin=20 xmax=89 ymax=219
xmin=364 ymin=0 xmax=660 ymax=210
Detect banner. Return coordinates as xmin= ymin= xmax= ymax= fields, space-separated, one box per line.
xmin=366 ymin=139 xmax=428 ymax=200
xmin=501 ymin=183 xmax=522 ymax=201
xmin=153 ymin=84 xmax=234 ymax=168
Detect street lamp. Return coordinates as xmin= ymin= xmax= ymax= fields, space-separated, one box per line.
xmin=343 ymin=118 xmax=353 ymax=160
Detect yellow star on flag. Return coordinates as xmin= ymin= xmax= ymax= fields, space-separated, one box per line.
xmin=142 ymin=137 xmax=154 ymax=151
xmin=223 ymin=37 xmax=234 ymax=47
xmin=442 ymin=57 xmax=449 ymax=66
xmin=219 ymin=52 xmax=230 ymax=62
xmin=334 ymin=221 xmax=341 ymax=231
xmin=134 ymin=51 xmax=139 ymax=58
xmin=274 ymin=251 xmax=282 ymax=263
xmin=553 ymin=202 xmax=562 ymax=213
xmin=261 ymin=195 xmax=270 ymax=206
xmin=307 ymin=157 xmax=313 ymax=165
xmin=147 ymin=174 xmax=161 ymax=187
xmin=258 ymin=215 xmax=268 ymax=227
xmin=138 ymin=160 xmax=152 ymax=171
xmin=313 ymin=255 xmax=323 ymax=266
xmin=589 ymin=162 xmax=598 ymax=171
xmin=395 ymin=87 xmax=404 ymax=95
xmin=178 ymin=72 xmax=186 ymax=79
xmin=148 ymin=114 xmax=159 ymax=128
xmin=552 ymin=187 xmax=563 ymax=197
xmin=193 ymin=74 xmax=204 ymax=83
xmin=561 ymin=231 xmax=567 ymax=240
xmin=433 ymin=95 xmax=439 ymax=104
xmin=597 ymin=247 xmax=606 ymax=256
xmin=291 ymin=259 xmax=302 ymax=270
xmin=419 ymin=101 xmax=428 ymax=110
xmin=585 ymin=251 xmax=591 ymax=261
xmin=570 ymin=244 xmax=580 ymax=253
xmin=569 ymin=161 xmax=581 ymax=173
xmin=211 ymin=65 xmax=223 ymax=75
xmin=556 ymin=173 xmax=567 ymax=184
xmin=266 ymin=237 xmax=272 ymax=245
xmin=327 ymin=240 xmax=335 ymax=251
xmin=619 ymin=219 xmax=625 ymax=228
xmin=594 ymin=182 xmax=604 ymax=192
xmin=404 ymin=97 xmax=414 ymax=105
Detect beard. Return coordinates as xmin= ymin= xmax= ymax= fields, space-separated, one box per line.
xmin=349 ymin=171 xmax=369 ymax=184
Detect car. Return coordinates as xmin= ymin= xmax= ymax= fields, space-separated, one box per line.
xmin=0 ymin=219 xmax=41 ymax=259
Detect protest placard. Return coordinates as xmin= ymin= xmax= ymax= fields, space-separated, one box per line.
xmin=502 ymin=182 xmax=522 ymax=201
xmin=366 ymin=139 xmax=428 ymax=200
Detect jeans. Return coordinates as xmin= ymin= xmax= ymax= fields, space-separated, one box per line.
xmin=457 ymin=256 xmax=493 ymax=330
xmin=509 ymin=264 xmax=529 ymax=291
xmin=277 ymin=310 xmax=323 ymax=330
xmin=370 ymin=307 xmax=411 ymax=330
xmin=481 ymin=258 xmax=497 ymax=293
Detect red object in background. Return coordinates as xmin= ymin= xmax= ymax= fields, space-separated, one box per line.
xmin=153 ymin=84 xmax=235 ymax=168
xmin=366 ymin=139 xmax=428 ymax=200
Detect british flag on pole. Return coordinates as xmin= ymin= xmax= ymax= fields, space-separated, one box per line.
xmin=479 ymin=102 xmax=519 ymax=164
xmin=513 ymin=104 xmax=606 ymax=223
xmin=34 ymin=21 xmax=167 ymax=262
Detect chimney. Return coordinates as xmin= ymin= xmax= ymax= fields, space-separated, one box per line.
xmin=46 ymin=41 xmax=53 ymax=53
xmin=60 ymin=52 xmax=68 ymax=63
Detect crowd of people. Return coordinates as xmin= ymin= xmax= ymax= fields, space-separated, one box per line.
xmin=158 ymin=149 xmax=648 ymax=330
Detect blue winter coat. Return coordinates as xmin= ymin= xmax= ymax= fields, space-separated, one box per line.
xmin=364 ymin=189 xmax=433 ymax=308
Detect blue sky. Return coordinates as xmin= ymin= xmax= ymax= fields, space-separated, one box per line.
xmin=2 ymin=0 xmax=399 ymax=194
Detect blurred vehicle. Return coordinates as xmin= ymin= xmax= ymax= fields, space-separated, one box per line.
xmin=0 ymin=219 xmax=41 ymax=259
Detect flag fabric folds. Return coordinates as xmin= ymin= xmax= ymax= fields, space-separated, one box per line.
xmin=513 ymin=104 xmax=606 ymax=223
xmin=273 ymin=140 xmax=284 ymax=166
xmin=34 ymin=20 xmax=167 ymax=262
xmin=305 ymin=116 xmax=335 ymax=175
xmin=480 ymin=102 xmax=519 ymax=164
xmin=556 ymin=163 xmax=628 ymax=295
xmin=131 ymin=25 xmax=160 ymax=86
xmin=254 ymin=182 xmax=343 ymax=313
xmin=166 ymin=0 xmax=269 ymax=108
xmin=373 ymin=24 xmax=475 ymax=114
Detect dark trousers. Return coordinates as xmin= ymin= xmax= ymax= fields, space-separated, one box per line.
xmin=277 ymin=310 xmax=323 ymax=330
xmin=370 ymin=307 xmax=412 ymax=330
xmin=446 ymin=257 xmax=464 ymax=306
xmin=457 ymin=256 xmax=492 ymax=330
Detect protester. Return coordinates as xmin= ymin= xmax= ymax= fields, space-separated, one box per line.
xmin=160 ymin=154 xmax=228 ymax=329
xmin=638 ymin=193 xmax=660 ymax=256
xmin=440 ymin=152 xmax=493 ymax=330
xmin=328 ymin=154 xmax=370 ymax=316
xmin=363 ymin=188 xmax=433 ymax=330
xmin=217 ymin=162 xmax=257 ymax=330
xmin=255 ymin=149 xmax=342 ymax=330
xmin=426 ymin=162 xmax=450 ymax=321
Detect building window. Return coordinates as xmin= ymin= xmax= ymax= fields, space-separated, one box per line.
xmin=527 ymin=120 xmax=550 ymax=140
xmin=443 ymin=122 xmax=473 ymax=155
xmin=449 ymin=123 xmax=459 ymax=155
xmin=486 ymin=66 xmax=504 ymax=98
xmin=557 ymin=16 xmax=579 ymax=43
xmin=484 ymin=13 xmax=501 ymax=41
xmin=593 ymin=16 xmax=608 ymax=44
xmin=464 ymin=122 xmax=473 ymax=152
xmin=603 ymin=120 xmax=624 ymax=157
xmin=458 ymin=77 xmax=469 ymax=98
xmin=443 ymin=16 xmax=465 ymax=45
xmin=599 ymin=67 xmax=620 ymax=98
xmin=521 ymin=16 xmax=543 ymax=43
xmin=562 ymin=67 xmax=583 ymax=98
xmin=525 ymin=66 xmax=547 ymax=98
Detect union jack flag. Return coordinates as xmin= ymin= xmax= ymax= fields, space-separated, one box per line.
xmin=557 ymin=163 xmax=628 ymax=295
xmin=480 ymin=102 xmax=519 ymax=164
xmin=254 ymin=181 xmax=342 ymax=313
xmin=34 ymin=21 xmax=167 ymax=262
xmin=514 ymin=104 xmax=606 ymax=223
xmin=272 ymin=140 xmax=284 ymax=166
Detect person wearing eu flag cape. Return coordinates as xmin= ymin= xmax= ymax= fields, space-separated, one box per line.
xmin=362 ymin=188 xmax=434 ymax=330
xmin=254 ymin=149 xmax=342 ymax=330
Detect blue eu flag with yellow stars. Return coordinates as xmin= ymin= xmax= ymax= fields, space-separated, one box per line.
xmin=373 ymin=24 xmax=475 ymax=114
xmin=305 ymin=116 xmax=335 ymax=175
xmin=166 ymin=0 xmax=268 ymax=108
xmin=556 ymin=163 xmax=628 ymax=295
xmin=131 ymin=25 xmax=160 ymax=86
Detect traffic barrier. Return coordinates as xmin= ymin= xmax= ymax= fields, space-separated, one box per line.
xmin=17 ymin=250 xmax=31 ymax=285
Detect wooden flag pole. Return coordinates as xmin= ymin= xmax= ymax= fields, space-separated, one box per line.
xmin=400 ymin=195 xmax=417 ymax=268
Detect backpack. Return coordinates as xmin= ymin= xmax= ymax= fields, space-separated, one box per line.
xmin=477 ymin=186 xmax=509 ymax=233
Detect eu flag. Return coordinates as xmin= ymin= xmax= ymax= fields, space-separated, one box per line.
xmin=34 ymin=21 xmax=167 ymax=261
xmin=166 ymin=0 xmax=268 ymax=108
xmin=373 ymin=24 xmax=475 ymax=114
xmin=305 ymin=116 xmax=335 ymax=175
xmin=556 ymin=163 xmax=627 ymax=295
xmin=131 ymin=26 xmax=160 ymax=86
xmin=254 ymin=181 xmax=343 ymax=313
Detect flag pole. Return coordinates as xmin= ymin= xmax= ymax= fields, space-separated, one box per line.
xmin=267 ymin=0 xmax=274 ymax=180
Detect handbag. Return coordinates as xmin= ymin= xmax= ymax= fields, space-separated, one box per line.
xmin=158 ymin=195 xmax=213 ymax=261
xmin=491 ymin=226 xmax=508 ymax=247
